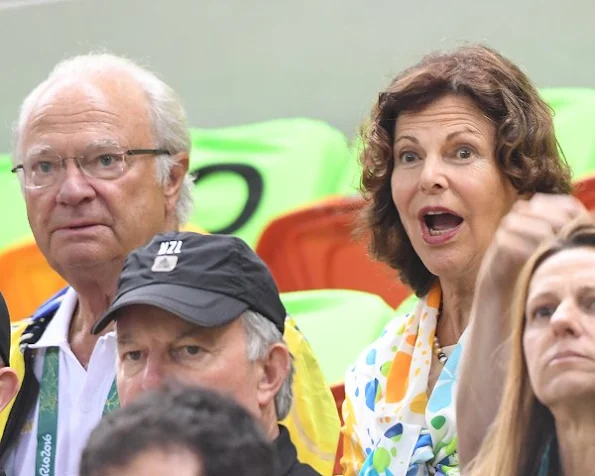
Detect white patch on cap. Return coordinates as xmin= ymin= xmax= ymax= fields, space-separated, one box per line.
xmin=157 ymin=240 xmax=183 ymax=255
xmin=151 ymin=255 xmax=179 ymax=272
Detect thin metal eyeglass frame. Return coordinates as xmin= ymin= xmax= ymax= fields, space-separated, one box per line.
xmin=10 ymin=148 xmax=171 ymax=188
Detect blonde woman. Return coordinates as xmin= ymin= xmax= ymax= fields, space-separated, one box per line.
xmin=467 ymin=217 xmax=595 ymax=475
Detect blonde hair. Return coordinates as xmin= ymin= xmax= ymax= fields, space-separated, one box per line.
xmin=467 ymin=215 xmax=595 ymax=476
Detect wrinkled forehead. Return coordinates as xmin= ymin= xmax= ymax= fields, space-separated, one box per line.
xmin=19 ymin=75 xmax=153 ymax=158
xmin=115 ymin=305 xmax=188 ymax=339
xmin=114 ymin=304 xmax=239 ymax=347
xmin=26 ymin=137 xmax=125 ymax=159
xmin=394 ymin=94 xmax=495 ymax=138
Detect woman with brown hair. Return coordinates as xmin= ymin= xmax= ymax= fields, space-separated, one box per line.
xmin=341 ymin=44 xmax=583 ymax=476
xmin=466 ymin=216 xmax=595 ymax=476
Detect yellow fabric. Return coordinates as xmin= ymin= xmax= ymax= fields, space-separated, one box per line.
xmin=282 ymin=316 xmax=341 ymax=476
xmin=0 ymin=319 xmax=28 ymax=435
xmin=180 ymin=223 xmax=209 ymax=234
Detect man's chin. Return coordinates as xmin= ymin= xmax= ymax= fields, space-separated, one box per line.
xmin=53 ymin=245 xmax=120 ymax=272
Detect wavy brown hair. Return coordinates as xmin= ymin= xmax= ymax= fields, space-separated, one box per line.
xmin=467 ymin=216 xmax=595 ymax=476
xmin=359 ymin=44 xmax=572 ymax=296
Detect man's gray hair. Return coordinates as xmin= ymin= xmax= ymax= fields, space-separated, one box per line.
xmin=241 ymin=310 xmax=294 ymax=421
xmin=13 ymin=53 xmax=194 ymax=224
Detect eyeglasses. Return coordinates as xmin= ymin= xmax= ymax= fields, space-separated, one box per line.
xmin=11 ymin=148 xmax=171 ymax=189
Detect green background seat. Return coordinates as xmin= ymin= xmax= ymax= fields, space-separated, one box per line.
xmin=281 ymin=289 xmax=395 ymax=385
xmin=189 ymin=118 xmax=352 ymax=247
xmin=541 ymin=87 xmax=595 ymax=180
xmin=0 ymin=155 xmax=32 ymax=249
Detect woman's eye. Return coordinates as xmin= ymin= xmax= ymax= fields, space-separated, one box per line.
xmin=455 ymin=147 xmax=473 ymax=160
xmin=399 ymin=151 xmax=419 ymax=163
xmin=583 ymin=297 xmax=595 ymax=312
xmin=532 ymin=306 xmax=555 ymax=320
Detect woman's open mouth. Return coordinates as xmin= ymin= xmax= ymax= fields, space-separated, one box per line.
xmin=418 ymin=208 xmax=464 ymax=245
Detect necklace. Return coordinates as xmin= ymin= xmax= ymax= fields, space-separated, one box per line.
xmin=433 ymin=301 xmax=448 ymax=365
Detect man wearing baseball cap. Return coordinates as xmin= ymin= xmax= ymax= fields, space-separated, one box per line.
xmin=92 ymin=231 xmax=319 ymax=476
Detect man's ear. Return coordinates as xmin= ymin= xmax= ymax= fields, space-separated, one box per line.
xmin=256 ymin=344 xmax=291 ymax=409
xmin=0 ymin=366 xmax=19 ymax=412
xmin=163 ymin=152 xmax=190 ymax=212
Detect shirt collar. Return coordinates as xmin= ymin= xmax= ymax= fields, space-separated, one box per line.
xmin=30 ymin=287 xmax=78 ymax=350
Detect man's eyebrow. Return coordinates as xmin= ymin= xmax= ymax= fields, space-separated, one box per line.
xmin=116 ymin=331 xmax=136 ymax=346
xmin=85 ymin=138 xmax=123 ymax=151
xmin=116 ymin=324 xmax=221 ymax=346
xmin=24 ymin=144 xmax=54 ymax=158
xmin=175 ymin=325 xmax=208 ymax=340
xmin=174 ymin=324 xmax=227 ymax=347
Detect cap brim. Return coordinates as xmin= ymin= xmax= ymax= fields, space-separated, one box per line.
xmin=92 ymin=283 xmax=249 ymax=335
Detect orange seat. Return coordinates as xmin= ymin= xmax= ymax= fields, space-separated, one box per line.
xmin=574 ymin=174 xmax=595 ymax=209
xmin=256 ymin=196 xmax=410 ymax=308
xmin=0 ymin=240 xmax=66 ymax=321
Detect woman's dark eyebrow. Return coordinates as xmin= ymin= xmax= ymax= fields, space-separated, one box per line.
xmin=394 ymin=135 xmax=419 ymax=146
xmin=445 ymin=128 xmax=482 ymax=142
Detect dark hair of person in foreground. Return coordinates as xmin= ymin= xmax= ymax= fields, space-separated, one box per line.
xmin=80 ymin=385 xmax=278 ymax=476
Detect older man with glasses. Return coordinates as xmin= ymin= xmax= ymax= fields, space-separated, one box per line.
xmin=0 ymin=54 xmax=192 ymax=476
xmin=0 ymin=54 xmax=339 ymax=476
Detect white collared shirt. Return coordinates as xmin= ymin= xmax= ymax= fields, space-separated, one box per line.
xmin=5 ymin=288 xmax=117 ymax=476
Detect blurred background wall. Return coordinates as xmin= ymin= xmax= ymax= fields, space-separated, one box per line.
xmin=0 ymin=0 xmax=592 ymax=150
